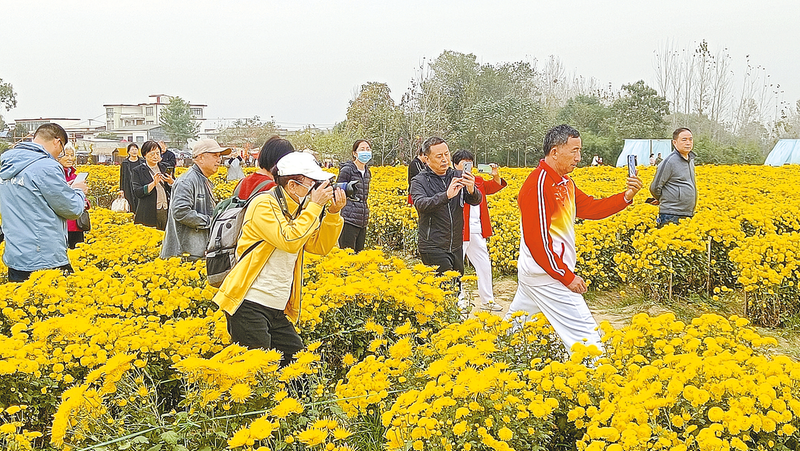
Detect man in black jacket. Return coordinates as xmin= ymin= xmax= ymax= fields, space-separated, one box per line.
xmin=410 ymin=137 xmax=482 ymax=279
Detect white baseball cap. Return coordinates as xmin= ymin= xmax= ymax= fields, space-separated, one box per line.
xmin=276 ymin=152 xmax=334 ymax=181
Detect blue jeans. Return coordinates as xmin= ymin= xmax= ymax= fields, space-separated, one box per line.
xmin=656 ymin=214 xmax=692 ymax=228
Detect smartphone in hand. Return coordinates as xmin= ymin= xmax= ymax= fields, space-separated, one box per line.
xmin=462 ymin=161 xmax=473 ymax=175
xmin=477 ymin=163 xmax=492 ymax=173
xmin=627 ymin=155 xmax=637 ymax=177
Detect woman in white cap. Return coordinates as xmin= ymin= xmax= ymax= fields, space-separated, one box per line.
xmin=212 ymin=148 xmax=346 ymax=367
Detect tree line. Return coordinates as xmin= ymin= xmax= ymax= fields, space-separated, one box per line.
xmin=275 ymin=44 xmax=799 ymax=166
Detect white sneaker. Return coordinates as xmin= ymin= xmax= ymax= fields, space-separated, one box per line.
xmin=481 ymin=302 xmax=503 ymax=312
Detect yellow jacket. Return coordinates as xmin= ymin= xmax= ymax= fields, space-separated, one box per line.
xmin=212 ymin=187 xmax=344 ymax=321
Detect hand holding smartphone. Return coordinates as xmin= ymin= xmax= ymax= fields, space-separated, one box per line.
xmin=72 ymin=172 xmax=89 ymax=184
xmin=462 ymin=161 xmax=473 ymax=175
xmin=627 ymin=155 xmax=637 ymax=177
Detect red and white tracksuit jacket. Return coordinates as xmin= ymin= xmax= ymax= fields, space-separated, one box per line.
xmin=518 ymin=160 xmax=630 ymax=287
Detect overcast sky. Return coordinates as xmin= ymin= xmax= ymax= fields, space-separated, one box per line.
xmin=3 ymin=0 xmax=798 ymax=130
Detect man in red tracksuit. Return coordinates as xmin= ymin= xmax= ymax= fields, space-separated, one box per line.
xmin=505 ymin=124 xmax=643 ymax=354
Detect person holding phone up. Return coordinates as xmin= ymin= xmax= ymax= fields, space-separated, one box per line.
xmin=451 ymin=150 xmax=507 ymax=313
xmin=505 ymin=124 xmax=642 ymax=355
xmin=130 ymin=140 xmax=174 ymax=230
xmin=410 ymin=137 xmax=482 ymax=314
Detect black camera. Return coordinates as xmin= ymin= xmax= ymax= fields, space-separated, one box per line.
xmin=335 ymin=180 xmax=360 ymax=201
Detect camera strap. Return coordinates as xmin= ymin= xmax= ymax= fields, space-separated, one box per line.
xmin=273 ymin=186 xmax=303 ymax=220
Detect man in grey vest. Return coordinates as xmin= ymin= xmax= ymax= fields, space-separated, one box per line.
xmin=649 ymin=127 xmax=697 ymax=227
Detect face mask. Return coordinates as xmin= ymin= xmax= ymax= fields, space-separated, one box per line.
xmin=356 ymin=150 xmax=372 ymax=164
xmin=293 ymin=180 xmax=315 ymax=208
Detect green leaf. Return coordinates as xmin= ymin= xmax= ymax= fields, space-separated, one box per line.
xmin=160 ymin=430 xmax=179 ymax=445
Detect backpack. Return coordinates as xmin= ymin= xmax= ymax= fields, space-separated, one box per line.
xmin=205 ymin=179 xmax=273 ymax=287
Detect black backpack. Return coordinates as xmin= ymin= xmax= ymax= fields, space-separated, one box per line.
xmin=205 ymin=180 xmax=272 ymax=287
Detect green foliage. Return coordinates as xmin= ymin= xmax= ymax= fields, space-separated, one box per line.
xmin=609 ymin=80 xmax=669 ymax=139
xmin=286 ymin=126 xmax=353 ymax=162
xmin=0 ymin=77 xmax=16 ymax=111
xmin=159 ymin=97 xmax=199 ymax=148
xmin=345 ymin=82 xmax=403 ymax=165
xmin=217 ymin=116 xmax=278 ymax=149
xmin=11 ymin=123 xmax=29 ymax=139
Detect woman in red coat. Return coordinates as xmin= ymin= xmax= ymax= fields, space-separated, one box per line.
xmin=452 ymin=149 xmax=507 ymax=312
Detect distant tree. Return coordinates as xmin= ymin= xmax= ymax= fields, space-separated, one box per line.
xmin=345 ymin=82 xmax=403 ymax=165
xmin=217 ymin=116 xmax=278 ymax=148
xmin=159 ymin=96 xmax=199 ymax=148
xmin=557 ymin=95 xmax=617 ymax=165
xmin=11 ymin=123 xmax=29 ymax=140
xmin=0 ymin=78 xmax=17 ymax=130
xmin=609 ymin=81 xmax=669 ymax=139
xmin=287 ymin=127 xmax=352 ymax=163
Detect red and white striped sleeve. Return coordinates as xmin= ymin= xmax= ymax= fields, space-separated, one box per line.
xmin=518 ymin=169 xmax=576 ymax=287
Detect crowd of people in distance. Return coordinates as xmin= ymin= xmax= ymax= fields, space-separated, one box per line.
xmin=0 ymin=122 xmax=697 ymax=364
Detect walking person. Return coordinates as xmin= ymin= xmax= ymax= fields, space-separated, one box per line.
xmin=119 ymin=143 xmax=144 ymax=213
xmin=336 ymin=139 xmax=372 ymax=252
xmin=0 ymin=123 xmax=88 ymax=282
xmin=130 ymin=141 xmax=174 ymax=230
xmin=451 ymin=150 xmax=507 ymax=312
xmin=213 ymin=152 xmax=346 ymax=367
xmin=505 ymin=124 xmax=642 ymax=354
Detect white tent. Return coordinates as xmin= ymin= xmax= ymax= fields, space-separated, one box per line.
xmin=764 ymin=139 xmax=800 ymax=166
xmin=615 ymin=139 xmax=671 ymax=167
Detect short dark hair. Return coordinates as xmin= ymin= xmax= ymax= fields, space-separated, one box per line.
xmin=451 ymin=149 xmax=474 ymax=166
xmin=141 ymin=140 xmax=161 ymax=157
xmin=34 ymin=123 xmax=68 ymax=146
xmin=672 ymin=127 xmax=692 ymax=140
xmin=127 ymin=143 xmax=139 ymax=152
xmin=260 ymin=136 xmax=295 ymax=171
xmin=352 ymin=139 xmax=370 ymax=155
xmin=422 ymin=136 xmax=446 ymax=156
xmin=543 ymin=124 xmax=580 ymax=155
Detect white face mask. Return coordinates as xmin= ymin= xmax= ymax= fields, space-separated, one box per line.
xmin=292 ymin=179 xmax=315 ymax=207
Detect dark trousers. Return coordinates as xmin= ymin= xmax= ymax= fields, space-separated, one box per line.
xmin=656 ymin=213 xmax=692 ymax=228
xmin=8 ymin=264 xmax=74 ymax=283
xmin=226 ymin=300 xmax=304 ymax=367
xmin=68 ymin=231 xmax=85 ymax=249
xmin=419 ymin=247 xmax=464 ymax=276
xmin=338 ymin=223 xmax=367 ymax=252
xmin=156 ymin=208 xmax=168 ymax=231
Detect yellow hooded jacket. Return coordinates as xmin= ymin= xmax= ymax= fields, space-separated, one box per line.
xmin=212 ymin=187 xmax=344 ymax=322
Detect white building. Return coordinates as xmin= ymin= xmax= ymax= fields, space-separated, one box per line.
xmin=103 ymin=94 xmax=206 ymax=130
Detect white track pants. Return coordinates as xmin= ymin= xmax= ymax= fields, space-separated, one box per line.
xmin=461 ymin=233 xmax=494 ymax=304
xmin=504 ymin=280 xmax=603 ymax=354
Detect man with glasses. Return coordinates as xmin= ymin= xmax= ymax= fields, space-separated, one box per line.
xmin=160 ymin=139 xmax=231 ymax=260
xmin=0 ymin=123 xmax=88 ymax=282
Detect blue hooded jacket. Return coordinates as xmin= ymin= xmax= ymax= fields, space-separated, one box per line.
xmin=0 ymin=142 xmax=86 ymax=271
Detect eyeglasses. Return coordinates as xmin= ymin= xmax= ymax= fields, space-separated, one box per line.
xmin=56 ymin=138 xmax=66 ymax=158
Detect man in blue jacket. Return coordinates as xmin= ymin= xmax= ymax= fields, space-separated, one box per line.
xmin=0 ymin=123 xmax=88 ymax=282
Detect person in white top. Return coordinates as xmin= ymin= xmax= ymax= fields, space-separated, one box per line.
xmin=451 ymin=149 xmax=508 ymax=313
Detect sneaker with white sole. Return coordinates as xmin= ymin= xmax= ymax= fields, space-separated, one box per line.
xmin=481 ymin=302 xmax=503 ymax=312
